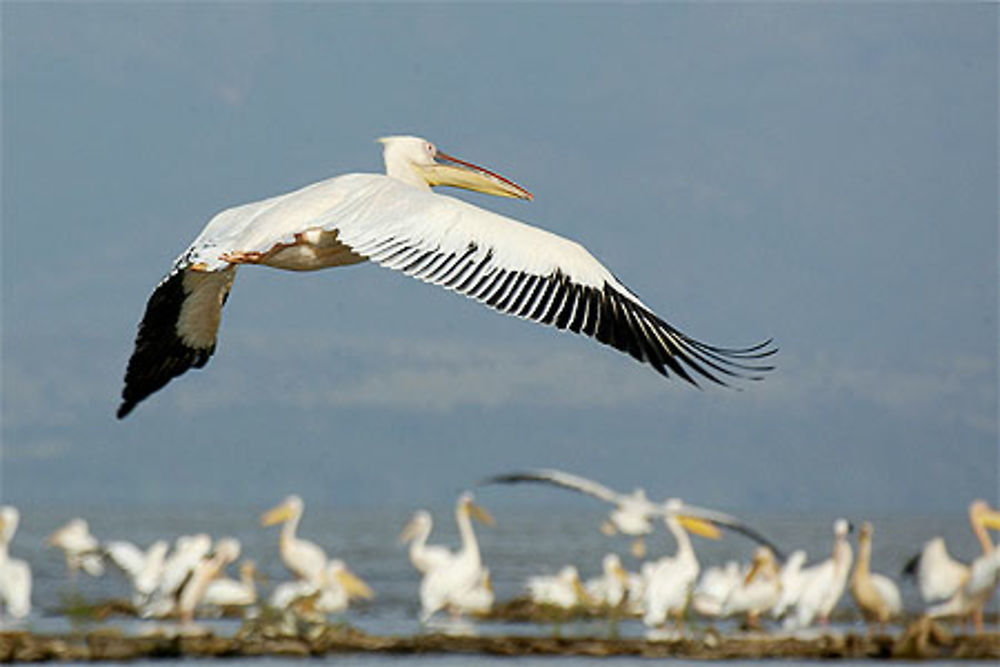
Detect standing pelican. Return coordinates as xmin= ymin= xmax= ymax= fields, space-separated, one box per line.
xmin=904 ymin=500 xmax=1000 ymax=632
xmin=177 ymin=538 xmax=241 ymax=624
xmin=585 ymin=553 xmax=630 ymax=609
xmin=850 ymin=521 xmax=901 ymax=633
xmin=721 ymin=546 xmax=783 ymax=628
xmin=0 ymin=506 xmax=32 ymax=619
xmin=418 ymin=492 xmax=494 ymax=622
xmin=104 ymin=539 xmax=169 ymax=608
xmin=642 ymin=499 xmax=723 ymax=630
xmin=789 ymin=519 xmax=853 ymax=629
xmin=47 ymin=518 xmax=105 ymax=579
xmin=400 ymin=510 xmax=453 ymax=574
xmin=261 ymin=495 xmax=327 ymax=585
xmin=527 ymin=565 xmax=591 ymax=609
xmin=117 ymin=135 xmax=775 ymax=418
xmin=771 ymin=549 xmax=809 ymax=620
xmin=480 ymin=468 xmax=783 ymax=559
xmin=202 ymin=559 xmax=259 ymax=609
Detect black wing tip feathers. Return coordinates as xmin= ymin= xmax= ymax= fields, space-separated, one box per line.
xmin=116 ymin=270 xmax=216 ymax=420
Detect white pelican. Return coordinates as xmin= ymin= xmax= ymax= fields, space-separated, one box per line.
xmin=177 ymin=537 xmax=241 ymax=624
xmin=104 ymin=539 xmax=169 ymax=607
xmin=584 ymin=553 xmax=629 ymax=608
xmin=692 ymin=560 xmax=741 ymax=618
xmin=904 ymin=500 xmax=1000 ymax=632
xmin=720 ymin=546 xmax=783 ymax=628
xmin=789 ymin=518 xmax=853 ymax=629
xmin=47 ymin=518 xmax=105 ymax=579
xmin=269 ymin=559 xmax=373 ymax=616
xmin=313 ymin=560 xmax=374 ymax=614
xmin=144 ymin=533 xmax=213 ymax=618
xmin=202 ymin=559 xmax=258 ymax=609
xmin=117 ymin=135 xmax=775 ymax=418
xmin=771 ymin=549 xmax=808 ymax=619
xmin=850 ymin=521 xmax=901 ymax=633
xmin=449 ymin=569 xmax=494 ymax=616
xmin=0 ymin=506 xmax=32 ymax=619
xmin=400 ymin=510 xmax=453 ymax=574
xmin=480 ymin=468 xmax=784 ymax=559
xmin=642 ymin=500 xmax=723 ymax=630
xmin=527 ymin=565 xmax=591 ymax=609
xmin=261 ymin=495 xmax=327 ymax=585
xmin=418 ymin=491 xmax=494 ymax=622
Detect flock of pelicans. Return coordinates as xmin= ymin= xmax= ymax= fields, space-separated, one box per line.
xmin=1 ymin=470 xmax=998 ymax=638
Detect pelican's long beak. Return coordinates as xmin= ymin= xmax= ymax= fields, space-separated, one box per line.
xmin=420 ymin=151 xmax=533 ymax=200
xmin=338 ymin=568 xmax=375 ymax=600
xmin=978 ymin=506 xmax=1000 ymax=531
xmin=260 ymin=502 xmax=293 ymax=527
xmin=679 ymin=516 xmax=722 ymax=540
xmin=468 ymin=502 xmax=496 ymax=526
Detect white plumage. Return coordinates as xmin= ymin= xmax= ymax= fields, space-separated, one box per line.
xmin=527 ymin=565 xmax=589 ymax=609
xmin=0 ymin=506 xmax=32 ymax=619
xmin=117 ymin=135 xmax=774 ymax=418
xmin=261 ymin=495 xmax=328 ymax=586
xmin=400 ymin=510 xmax=453 ymax=575
xmin=47 ymin=518 xmax=105 ymax=579
xmin=789 ymin=519 xmax=853 ymax=629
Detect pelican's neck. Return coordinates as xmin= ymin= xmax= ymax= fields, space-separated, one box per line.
xmin=409 ymin=520 xmax=431 ymax=560
xmin=666 ymin=516 xmax=695 ymax=565
xmin=456 ymin=505 xmax=480 ymax=563
xmin=854 ymin=534 xmax=872 ymax=580
xmin=833 ymin=534 xmax=853 ymax=578
xmin=384 ymin=154 xmax=430 ymax=191
xmin=280 ymin=508 xmax=302 ymax=552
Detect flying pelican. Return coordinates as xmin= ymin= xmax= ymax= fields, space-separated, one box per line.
xmin=47 ymin=518 xmax=105 ymax=579
xmin=480 ymin=468 xmax=784 ymax=559
xmin=400 ymin=510 xmax=453 ymax=574
xmin=418 ymin=491 xmax=494 ymax=622
xmin=584 ymin=553 xmax=630 ymax=609
xmin=116 ymin=135 xmax=775 ymax=418
xmin=104 ymin=538 xmax=170 ymax=608
xmin=642 ymin=499 xmax=723 ymax=630
xmin=0 ymin=506 xmax=32 ymax=619
xmin=904 ymin=500 xmax=1000 ymax=632
xmin=261 ymin=495 xmax=327 ymax=585
xmin=202 ymin=559 xmax=259 ymax=609
xmin=789 ymin=518 xmax=853 ymax=629
xmin=527 ymin=565 xmax=591 ymax=609
xmin=850 ymin=521 xmax=901 ymax=634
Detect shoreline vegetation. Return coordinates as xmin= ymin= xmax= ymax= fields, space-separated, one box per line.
xmin=2 ymin=599 xmax=998 ymax=662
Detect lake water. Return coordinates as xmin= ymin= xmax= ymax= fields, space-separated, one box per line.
xmin=3 ymin=503 xmax=998 ymax=664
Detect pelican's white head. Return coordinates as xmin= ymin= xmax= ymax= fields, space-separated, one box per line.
xmin=377 ymin=135 xmax=532 ymax=199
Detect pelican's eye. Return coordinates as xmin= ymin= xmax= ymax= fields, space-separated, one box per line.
xmin=426 ymin=142 xmax=436 ymax=156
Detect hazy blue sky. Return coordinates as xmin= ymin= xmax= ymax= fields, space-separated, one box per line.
xmin=2 ymin=3 xmax=996 ymax=513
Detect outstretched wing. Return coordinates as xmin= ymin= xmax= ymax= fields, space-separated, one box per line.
xmin=479 ymin=468 xmax=623 ymax=504
xmin=663 ymin=501 xmax=785 ymax=559
xmin=117 ymin=266 xmax=236 ymax=418
xmin=118 ymin=171 xmax=774 ymax=417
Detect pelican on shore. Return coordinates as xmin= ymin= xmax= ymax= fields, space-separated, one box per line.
xmin=104 ymin=539 xmax=169 ymax=607
xmin=0 ymin=506 xmax=32 ymax=619
xmin=400 ymin=510 xmax=452 ymax=575
xmin=642 ymin=499 xmax=723 ymax=630
xmin=584 ymin=553 xmax=630 ymax=609
xmin=117 ymin=135 xmax=775 ymax=418
xmin=527 ymin=565 xmax=591 ymax=609
xmin=850 ymin=521 xmax=901 ymax=633
xmin=789 ymin=519 xmax=853 ymax=629
xmin=48 ymin=518 xmax=105 ymax=579
xmin=144 ymin=533 xmax=213 ymax=618
xmin=261 ymin=495 xmax=327 ymax=586
xmin=720 ymin=546 xmax=783 ymax=628
xmin=480 ymin=468 xmax=784 ymax=559
xmin=904 ymin=500 xmax=1000 ymax=632
xmin=418 ymin=492 xmax=494 ymax=622
xmin=202 ymin=559 xmax=259 ymax=609
xmin=177 ymin=538 xmax=241 ymax=624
